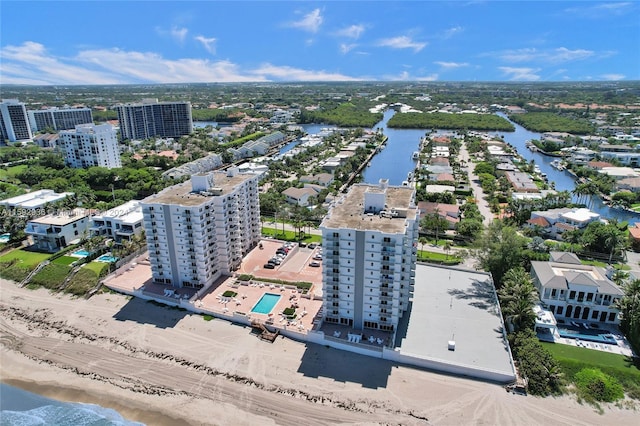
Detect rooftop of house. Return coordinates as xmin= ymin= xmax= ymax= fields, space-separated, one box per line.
xmin=531 ymin=252 xmax=623 ymax=295
xmin=28 ymin=208 xmax=88 ymax=226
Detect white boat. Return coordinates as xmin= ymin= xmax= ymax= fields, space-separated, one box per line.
xmin=412 ymin=151 xmax=420 ymax=160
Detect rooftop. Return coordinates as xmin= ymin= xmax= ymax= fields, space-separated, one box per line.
xmin=321 ymin=184 xmax=417 ymax=233
xmin=396 ymin=264 xmax=515 ymax=380
xmin=0 ymin=189 xmax=73 ymax=209
xmin=143 ymin=171 xmax=256 ymax=206
xmin=29 ymin=208 xmax=88 ymax=226
xmin=93 ymin=200 xmax=143 ymax=224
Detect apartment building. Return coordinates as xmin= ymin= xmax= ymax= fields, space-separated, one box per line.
xmin=90 ymin=200 xmax=144 ymax=244
xmin=59 ymin=123 xmax=121 ymax=169
xmin=28 ymin=107 xmax=93 ymax=132
xmin=116 ymin=99 xmax=193 ymax=141
xmin=320 ymin=179 xmax=418 ymax=333
xmin=530 ymin=252 xmax=622 ymax=325
xmin=25 ymin=208 xmax=90 ymax=252
xmin=0 ymin=99 xmax=33 ymax=142
xmin=141 ymin=169 xmax=260 ymax=289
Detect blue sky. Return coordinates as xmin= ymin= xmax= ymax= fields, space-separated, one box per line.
xmin=1 ymin=1 xmax=638 ymax=85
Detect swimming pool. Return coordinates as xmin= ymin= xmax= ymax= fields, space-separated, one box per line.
xmin=71 ymin=249 xmax=90 ymax=258
xmin=557 ymin=327 xmax=617 ymax=345
xmin=97 ymin=254 xmax=118 ymax=263
xmin=251 ymin=293 xmax=281 ymax=314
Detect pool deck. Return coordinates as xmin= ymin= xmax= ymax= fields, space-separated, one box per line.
xmin=102 ymin=241 xmax=324 ymax=335
xmin=544 ymin=333 xmax=635 ymax=357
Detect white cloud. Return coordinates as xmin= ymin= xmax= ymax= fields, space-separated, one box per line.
xmin=250 ymin=63 xmax=359 ymax=82
xmin=288 ymin=8 xmax=323 ymax=33
xmin=549 ymin=47 xmax=594 ymax=63
xmin=377 ymin=36 xmax=426 ymax=52
xmin=600 ymin=73 xmax=625 ymax=81
xmin=495 ymin=47 xmax=595 ymax=64
xmin=335 ymin=24 xmax=365 ymax=39
xmin=383 ymin=71 xmax=438 ymax=81
xmin=435 ymin=61 xmax=469 ymax=69
xmin=0 ymin=41 xmax=363 ymax=84
xmin=1 ymin=41 xmax=122 ymax=84
xmin=442 ymin=26 xmax=463 ymax=39
xmin=339 ymin=43 xmax=358 ymax=54
xmin=499 ymin=67 xmax=541 ymax=81
xmin=171 ymin=26 xmax=188 ymax=43
xmin=565 ymin=2 xmax=633 ymax=17
xmin=195 ymin=36 xmax=217 ymax=55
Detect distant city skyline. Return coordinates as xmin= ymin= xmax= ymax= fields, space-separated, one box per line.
xmin=1 ymin=1 xmax=638 ymax=85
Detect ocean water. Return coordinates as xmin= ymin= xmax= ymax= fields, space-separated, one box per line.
xmin=0 ymin=383 xmax=144 ymax=426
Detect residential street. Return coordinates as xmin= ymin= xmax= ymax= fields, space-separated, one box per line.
xmin=459 ymin=141 xmax=494 ymax=226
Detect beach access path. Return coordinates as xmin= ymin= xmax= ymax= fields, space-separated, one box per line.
xmin=1 ymin=280 xmax=638 ymax=426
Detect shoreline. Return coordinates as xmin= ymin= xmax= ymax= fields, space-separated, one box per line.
xmin=2 ymin=376 xmax=191 ymax=426
xmin=1 ymin=279 xmax=639 ymax=425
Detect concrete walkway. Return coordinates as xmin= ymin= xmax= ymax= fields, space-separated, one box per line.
xmin=459 ymin=141 xmax=494 ymax=227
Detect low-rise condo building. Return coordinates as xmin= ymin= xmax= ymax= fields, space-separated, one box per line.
xmin=320 ymin=179 xmax=418 ymax=334
xmin=141 ymin=169 xmax=260 ymax=289
xmin=0 ymin=189 xmax=73 ymax=210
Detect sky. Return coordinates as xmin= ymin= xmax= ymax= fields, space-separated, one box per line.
xmin=1 ymin=1 xmax=638 ymax=85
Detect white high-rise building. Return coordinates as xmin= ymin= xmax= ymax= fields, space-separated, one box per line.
xmin=0 ymin=99 xmax=33 ymax=142
xmin=28 ymin=107 xmax=93 ymax=132
xmin=59 ymin=123 xmax=121 ymax=169
xmin=116 ymin=99 xmax=193 ymax=141
xmin=320 ymin=179 xmax=418 ymax=334
xmin=141 ymin=169 xmax=261 ymax=289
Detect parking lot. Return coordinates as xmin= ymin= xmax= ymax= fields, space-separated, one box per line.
xmin=238 ymin=238 xmax=323 ymax=288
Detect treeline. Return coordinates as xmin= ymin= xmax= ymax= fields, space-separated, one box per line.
xmin=508 ymin=112 xmax=594 ymax=134
xmin=387 ymin=112 xmax=515 ymax=131
xmin=192 ymin=108 xmax=246 ymax=122
xmin=299 ymin=103 xmax=383 ymax=128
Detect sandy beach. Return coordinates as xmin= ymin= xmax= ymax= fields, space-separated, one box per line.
xmin=1 ymin=279 xmax=637 ymax=426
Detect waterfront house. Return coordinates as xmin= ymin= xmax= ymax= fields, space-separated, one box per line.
xmin=0 ymin=189 xmax=73 ymax=211
xmin=89 ymin=200 xmax=144 ymax=244
xmin=599 ymin=167 xmax=640 ymax=181
xmin=616 ymin=177 xmax=640 ymax=192
xmin=530 ymin=251 xmax=622 ymax=325
xmin=25 ymin=208 xmax=89 ymax=252
xmin=505 ymin=171 xmax=539 ymax=193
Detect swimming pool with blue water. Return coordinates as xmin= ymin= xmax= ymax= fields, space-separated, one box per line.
xmin=251 ymin=293 xmax=281 ymax=314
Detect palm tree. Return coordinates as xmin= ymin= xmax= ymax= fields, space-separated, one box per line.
xmin=443 ymin=241 xmax=453 ymax=260
xmin=498 ymin=267 xmax=539 ymax=333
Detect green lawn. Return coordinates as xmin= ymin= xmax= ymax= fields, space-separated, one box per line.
xmin=261 ymin=227 xmax=322 ymax=243
xmin=417 ymin=249 xmax=461 ymax=264
xmin=0 ymin=164 xmax=27 ymax=180
xmin=0 ymin=249 xmax=52 ymax=268
xmin=84 ymin=261 xmax=108 ymax=276
xmin=540 ymin=341 xmax=640 ymax=396
xmin=53 ymin=256 xmax=79 ymax=266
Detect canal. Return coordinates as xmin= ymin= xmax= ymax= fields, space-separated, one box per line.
xmin=493 ymin=112 xmax=638 ymax=224
xmin=360 ymin=109 xmax=638 ymax=224
xmin=362 ymin=109 xmax=423 ymax=185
